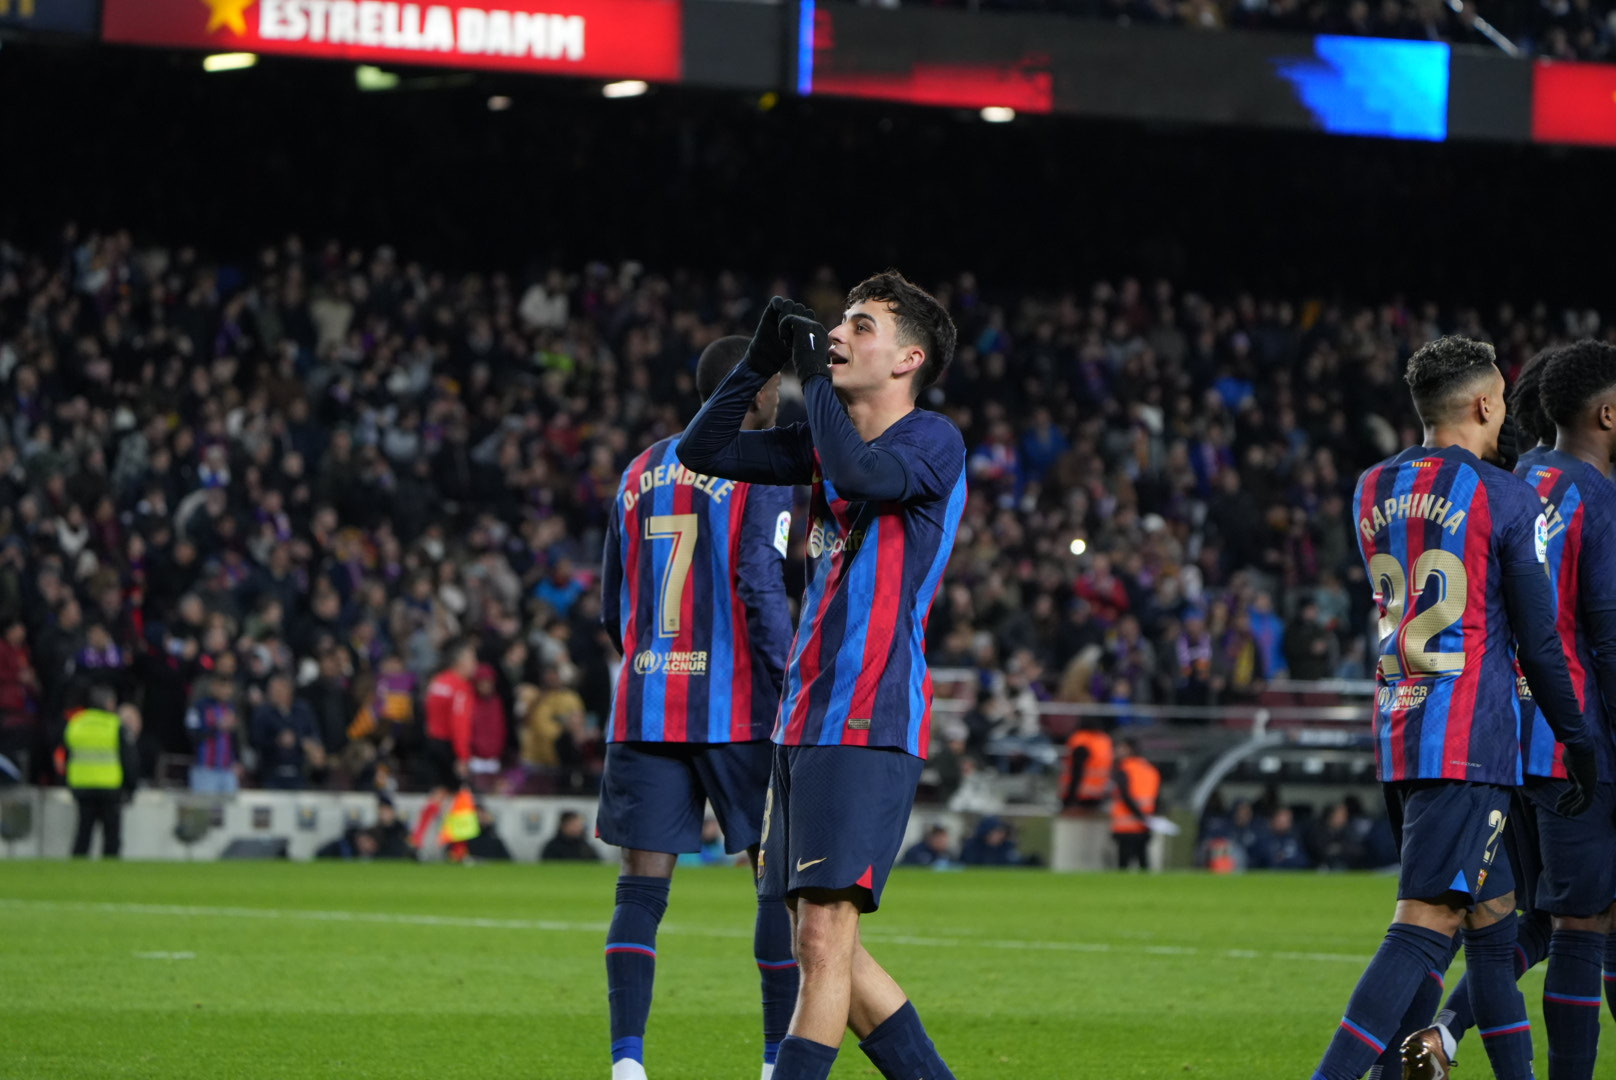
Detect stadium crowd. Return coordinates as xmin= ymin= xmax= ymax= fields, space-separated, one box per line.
xmin=0 ymin=223 xmax=1608 ymax=797
xmin=1195 ymin=791 xmax=1398 ymax=871
xmin=869 ymin=0 xmax=1616 ymax=61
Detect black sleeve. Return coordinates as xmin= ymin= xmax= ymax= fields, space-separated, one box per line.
xmin=1113 ymin=764 xmax=1148 ymax=822
xmin=802 ymin=378 xmax=911 ymax=503
xmin=1062 ymin=747 xmax=1089 ymax=804
xmin=600 ymin=508 xmax=624 ymax=656
xmin=1504 ymin=565 xmax=1590 ymax=749
xmin=677 ymin=364 xmax=815 ymax=485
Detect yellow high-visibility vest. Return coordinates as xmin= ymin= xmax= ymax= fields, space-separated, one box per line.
xmin=65 ymin=709 xmax=123 ymax=790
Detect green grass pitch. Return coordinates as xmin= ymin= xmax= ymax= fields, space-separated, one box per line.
xmin=1 ymin=862 xmax=1609 ymax=1078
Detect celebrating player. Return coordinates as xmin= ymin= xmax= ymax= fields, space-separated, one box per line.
xmin=1311 ymin=336 xmax=1596 ymax=1080
xmin=1409 ymin=341 xmax=1616 ymax=1080
xmin=679 ymin=273 xmax=965 ymax=1080
xmin=597 ymin=336 xmax=798 ymax=1080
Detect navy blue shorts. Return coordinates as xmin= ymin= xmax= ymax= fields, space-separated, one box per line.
xmin=1515 ymin=778 xmax=1616 ymax=918
xmin=597 ymin=740 xmax=773 ymax=856
xmin=1385 ymin=781 xmax=1515 ymax=907
xmin=757 ymin=744 xmax=925 ymax=914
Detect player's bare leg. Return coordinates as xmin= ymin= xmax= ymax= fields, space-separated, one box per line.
xmin=847 ymin=936 xmax=907 ymax=1038
xmin=783 ymin=893 xmax=860 ymax=1046
xmin=773 ymin=899 xmax=955 ymax=1080
xmin=605 ymin=850 xmax=676 ymax=1080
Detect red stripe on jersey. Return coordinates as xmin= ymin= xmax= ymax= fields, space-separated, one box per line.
xmin=1387 ymin=464 xmax=1440 ymax=781
xmin=727 ymin=484 xmax=755 ymax=741
xmin=1443 ymin=479 xmax=1492 ymax=778
xmin=613 ymin=446 xmax=657 ymax=741
xmin=1553 ymin=502 xmax=1587 ymax=776
xmin=662 ymin=472 xmax=697 ymax=742
xmin=784 ymin=478 xmax=841 ymax=745
xmin=846 ymin=514 xmax=906 ymax=747
xmin=917 ymin=668 xmax=935 ymax=755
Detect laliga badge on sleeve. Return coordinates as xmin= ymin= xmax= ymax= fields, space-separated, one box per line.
xmin=774 ymin=511 xmax=791 ymax=557
xmin=1534 ymin=513 xmax=1549 ymax=564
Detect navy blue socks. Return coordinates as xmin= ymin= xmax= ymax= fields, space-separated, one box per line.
xmin=858 ymin=1000 xmax=957 ymax=1080
xmin=755 ymin=896 xmax=799 ymax=1069
xmin=605 ymin=875 xmax=671 ymax=1069
xmin=1466 ymin=912 xmax=1535 ymax=1080
xmin=1542 ymin=928 xmax=1604 ymax=1080
xmin=771 ymin=1035 xmax=839 ymax=1080
xmin=1312 ymin=923 xmax=1455 ymax=1080
xmin=1440 ymin=909 xmax=1549 ymax=1044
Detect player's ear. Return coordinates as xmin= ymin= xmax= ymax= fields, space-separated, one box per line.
xmin=1601 ymin=401 xmax=1616 ymax=432
xmin=893 ymin=345 xmax=925 ymax=380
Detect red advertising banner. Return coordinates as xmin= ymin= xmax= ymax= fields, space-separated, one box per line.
xmin=102 ymin=0 xmax=682 ymax=82
xmin=1532 ymin=61 xmax=1616 ymax=147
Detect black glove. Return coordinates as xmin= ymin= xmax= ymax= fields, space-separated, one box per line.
xmin=1557 ymin=739 xmax=1597 ymax=817
xmin=1495 ymin=413 xmax=1521 ymax=472
xmin=780 ymin=312 xmax=832 ymax=385
xmin=743 ymin=296 xmax=792 ymax=378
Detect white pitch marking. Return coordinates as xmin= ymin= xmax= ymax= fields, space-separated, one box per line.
xmin=0 ymin=898 xmax=1366 ymax=965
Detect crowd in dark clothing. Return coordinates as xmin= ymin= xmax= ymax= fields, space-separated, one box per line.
xmin=879 ymin=0 xmax=1616 ymax=62
xmin=0 ymin=224 xmax=1611 ymax=794
xmin=1196 ymin=791 xmax=1398 ymax=871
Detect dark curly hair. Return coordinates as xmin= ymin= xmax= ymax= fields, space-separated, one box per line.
xmin=695 ymin=335 xmax=750 ymax=402
xmin=1404 ymin=336 xmax=1499 ymax=425
xmin=845 ymin=270 xmax=957 ymax=398
xmin=1540 ymin=339 xmax=1616 ymax=428
xmin=1508 ymin=345 xmax=1561 ymax=448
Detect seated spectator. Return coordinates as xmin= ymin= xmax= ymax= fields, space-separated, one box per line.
xmin=960 ymin=816 xmax=1024 ymax=866
xmin=317 ymin=796 xmax=416 ymax=860
xmin=464 ymin=803 xmax=512 ymax=861
xmin=541 ymin=809 xmax=600 ymax=861
xmin=901 ymin=825 xmax=958 ymax=869
xmin=1248 ymin=806 xmax=1311 ymax=870
xmin=1307 ymin=801 xmax=1366 ymax=871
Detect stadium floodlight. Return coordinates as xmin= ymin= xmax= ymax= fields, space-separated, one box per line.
xmin=980 ymin=106 xmax=1016 ymax=124
xmin=202 ymin=53 xmax=257 ymax=73
xmin=1069 ymin=538 xmax=1087 ymax=557
xmin=355 ymin=65 xmax=401 ymax=92
xmin=602 ymin=80 xmax=649 ymax=99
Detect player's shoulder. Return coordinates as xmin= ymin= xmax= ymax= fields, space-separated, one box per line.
xmin=619 ymin=437 xmax=676 ymax=485
xmin=880 ymin=407 xmax=965 ymax=456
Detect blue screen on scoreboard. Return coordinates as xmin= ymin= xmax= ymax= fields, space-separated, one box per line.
xmin=1274 ymin=35 xmax=1450 ymax=142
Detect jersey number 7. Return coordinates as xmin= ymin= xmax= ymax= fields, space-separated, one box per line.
xmin=645 ymin=514 xmax=699 ymax=638
xmin=1368 ymin=550 xmax=1468 ymax=679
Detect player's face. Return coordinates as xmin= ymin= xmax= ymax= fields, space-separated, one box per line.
xmin=828 ymin=301 xmax=924 ymax=396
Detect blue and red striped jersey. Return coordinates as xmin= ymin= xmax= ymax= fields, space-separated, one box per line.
xmin=602 ymin=436 xmax=794 ymax=743
xmin=777 ymin=409 xmax=966 ymax=757
xmin=1515 ymin=449 xmax=1616 ymax=781
xmin=1353 ymin=445 xmax=1548 ymax=786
